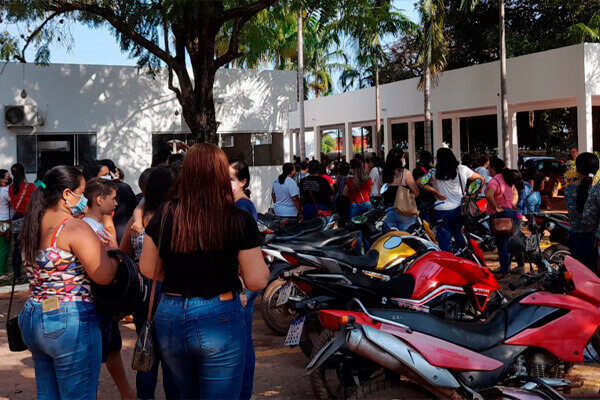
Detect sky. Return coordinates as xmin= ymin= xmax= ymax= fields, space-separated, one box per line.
xmin=8 ymin=0 xmax=420 ymax=67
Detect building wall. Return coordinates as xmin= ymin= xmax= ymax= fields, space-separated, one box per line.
xmin=0 ymin=63 xmax=296 ymax=191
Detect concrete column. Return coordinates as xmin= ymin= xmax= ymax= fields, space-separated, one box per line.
xmin=496 ymin=105 xmax=505 ymax=160
xmin=294 ymin=131 xmax=300 ymax=159
xmin=314 ymin=126 xmax=321 ymax=161
xmin=344 ymin=122 xmax=352 ymax=162
xmin=433 ymin=113 xmax=443 ymax=153
xmin=451 ymin=117 xmax=461 ymax=161
xmin=287 ymin=129 xmax=294 ymax=161
xmin=383 ymin=118 xmax=391 ymax=157
xmin=577 ymin=92 xmax=593 ymax=152
xmin=509 ymin=111 xmax=519 ymax=169
xmin=408 ymin=121 xmax=416 ymax=171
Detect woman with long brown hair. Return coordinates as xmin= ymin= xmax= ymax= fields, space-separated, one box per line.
xmin=139 ymin=144 xmax=269 ymax=399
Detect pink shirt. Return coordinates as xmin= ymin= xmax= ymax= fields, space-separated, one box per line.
xmin=487 ymin=174 xmax=514 ymax=214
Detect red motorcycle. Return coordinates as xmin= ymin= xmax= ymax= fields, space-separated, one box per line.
xmin=307 ymin=255 xmax=600 ymax=399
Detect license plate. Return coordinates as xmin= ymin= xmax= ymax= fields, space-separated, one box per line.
xmin=276 ymin=283 xmax=292 ymax=306
xmin=284 ymin=316 xmax=305 ymax=347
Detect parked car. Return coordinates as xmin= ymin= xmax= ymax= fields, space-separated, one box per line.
xmin=521 ymin=157 xmax=566 ymax=197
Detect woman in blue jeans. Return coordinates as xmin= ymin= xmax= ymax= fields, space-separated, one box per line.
xmin=18 ymin=166 xmax=118 ymax=399
xmin=140 ymin=144 xmax=269 ymax=400
xmin=381 ymin=150 xmax=420 ymax=231
xmin=486 ymin=158 xmax=520 ymax=278
xmin=422 ymin=148 xmax=484 ymax=251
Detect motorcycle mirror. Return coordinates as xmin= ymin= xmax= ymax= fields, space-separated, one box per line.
xmin=466 ymin=179 xmax=483 ymax=196
xmin=351 ymin=215 xmax=368 ymax=225
xmin=420 ymin=172 xmax=432 ymax=186
xmin=380 ymin=183 xmax=388 ymax=194
xmin=507 ymin=235 xmax=526 ymax=254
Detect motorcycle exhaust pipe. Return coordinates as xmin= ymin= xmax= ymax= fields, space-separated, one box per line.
xmin=347 ymin=329 xmax=410 ymax=376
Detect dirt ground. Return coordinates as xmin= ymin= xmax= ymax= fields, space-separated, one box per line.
xmin=1 ymin=203 xmax=600 ymax=399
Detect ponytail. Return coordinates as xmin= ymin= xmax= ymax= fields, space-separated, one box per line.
xmin=279 ymin=163 xmax=294 ymax=185
xmin=576 ymin=175 xmax=593 ymax=213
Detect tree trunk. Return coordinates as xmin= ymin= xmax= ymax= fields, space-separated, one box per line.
xmin=297 ymin=11 xmax=306 ymax=160
xmin=423 ymin=67 xmax=432 ymax=153
xmin=499 ymin=0 xmax=510 ymax=166
xmin=375 ymin=58 xmax=381 ymax=156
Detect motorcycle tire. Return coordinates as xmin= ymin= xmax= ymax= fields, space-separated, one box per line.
xmin=541 ymin=244 xmax=570 ymax=265
xmin=310 ymin=330 xmax=382 ymax=400
xmin=589 ymin=332 xmax=600 ymax=361
xmin=260 ymin=278 xmax=299 ymax=335
xmin=299 ymin=312 xmax=324 ymax=358
xmin=347 ymin=380 xmax=434 ymax=400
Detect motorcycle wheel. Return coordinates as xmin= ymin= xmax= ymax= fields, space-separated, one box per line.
xmin=260 ymin=278 xmax=299 ymax=335
xmin=348 ymin=380 xmax=434 ymax=400
xmin=589 ymin=332 xmax=600 ymax=361
xmin=310 ymin=330 xmax=382 ymax=399
xmin=541 ymin=244 xmax=570 ymax=265
xmin=299 ymin=312 xmax=324 ymax=358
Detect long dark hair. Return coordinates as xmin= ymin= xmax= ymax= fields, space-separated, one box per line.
xmin=10 ymin=163 xmax=26 ymax=195
xmin=349 ymin=159 xmax=369 ymax=187
xmin=382 ymin=148 xmax=404 ymax=184
xmin=169 ymin=143 xmax=243 ymax=253
xmin=279 ymin=163 xmax=294 ymax=185
xmin=576 ymin=152 xmax=599 ymax=213
xmin=489 ymin=157 xmax=515 ymax=186
xmin=145 ymin=166 xmax=175 ymax=216
xmin=231 ymin=160 xmax=251 ymax=197
xmin=434 ymin=148 xmax=459 ymax=181
xmin=21 ymin=166 xmax=84 ymax=265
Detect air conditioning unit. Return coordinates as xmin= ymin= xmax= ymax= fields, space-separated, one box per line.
xmin=4 ymin=105 xmax=38 ymax=128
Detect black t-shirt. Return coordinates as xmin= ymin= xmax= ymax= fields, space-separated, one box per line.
xmin=299 ymin=176 xmax=332 ymax=206
xmin=532 ymin=173 xmax=544 ymax=191
xmin=145 ymin=202 xmax=261 ymax=298
xmin=412 ymin=164 xmax=435 ymax=205
xmin=113 ymin=181 xmax=138 ymax=243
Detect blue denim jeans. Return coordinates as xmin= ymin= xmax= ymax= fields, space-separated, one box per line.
xmin=155 ymin=294 xmax=246 ymax=400
xmin=492 ymin=209 xmax=519 ymax=274
xmin=524 ymin=191 xmax=541 ymax=213
xmin=348 ymin=201 xmax=373 ymax=219
xmin=385 ymin=208 xmax=417 ymax=231
xmin=240 ymin=290 xmax=258 ymax=400
xmin=569 ymin=232 xmax=599 ymax=275
xmin=434 ymin=206 xmax=465 ymax=252
xmin=18 ymin=299 xmax=102 ymax=400
xmin=303 ymin=203 xmax=330 ymax=220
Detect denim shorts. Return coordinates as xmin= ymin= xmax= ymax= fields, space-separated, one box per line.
xmin=19 ymin=299 xmax=102 ymax=400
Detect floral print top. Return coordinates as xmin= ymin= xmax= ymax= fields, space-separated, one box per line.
xmin=26 ymin=218 xmax=92 ymax=303
xmin=582 ymin=183 xmax=600 ymax=240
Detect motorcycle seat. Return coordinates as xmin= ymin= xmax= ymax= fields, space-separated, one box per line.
xmin=275 ymin=218 xmax=325 ymax=239
xmin=326 ymin=249 xmax=380 ymax=270
xmin=281 ymin=229 xmax=358 ymax=248
xmin=347 ymin=273 xmax=415 ymax=299
xmin=368 ymin=309 xmax=506 ymax=352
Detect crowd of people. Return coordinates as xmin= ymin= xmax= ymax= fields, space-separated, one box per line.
xmin=5 ymin=141 xmax=600 ymax=400
xmin=4 ymin=144 xmax=269 ymax=400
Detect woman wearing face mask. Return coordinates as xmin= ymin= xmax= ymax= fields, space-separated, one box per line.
xmin=0 ymin=169 xmax=13 ymax=277
xmin=9 ymin=163 xmax=36 ymax=283
xmin=18 ymin=166 xmax=118 ymax=399
xmin=229 ymin=160 xmax=259 ymax=400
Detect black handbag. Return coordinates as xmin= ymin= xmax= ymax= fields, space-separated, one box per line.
xmin=131 ymin=211 xmax=165 ymax=372
xmin=458 ymin=169 xmax=480 ymax=219
xmin=7 ymin=273 xmax=27 ymax=352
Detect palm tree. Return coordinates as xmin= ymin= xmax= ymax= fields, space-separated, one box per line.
xmin=570 ymin=13 xmax=600 ymax=43
xmin=338 ymin=0 xmax=413 ymax=154
xmin=461 ymin=0 xmax=510 ymax=165
xmin=418 ymin=0 xmax=447 ymax=153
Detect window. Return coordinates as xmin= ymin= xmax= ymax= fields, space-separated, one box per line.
xmin=221 ymin=132 xmax=283 ymax=166
xmin=17 ymin=134 xmax=97 ymax=176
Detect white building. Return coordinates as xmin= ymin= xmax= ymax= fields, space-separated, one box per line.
xmin=290 ymin=43 xmax=600 ymax=170
xmin=0 ymin=63 xmax=296 ymax=211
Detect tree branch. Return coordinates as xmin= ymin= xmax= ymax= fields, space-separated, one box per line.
xmin=17 ymin=11 xmax=61 ymax=63
xmin=49 ymin=0 xmax=175 ymax=66
xmin=223 ymin=0 xmax=278 ymax=21
xmin=214 ymin=16 xmax=247 ymax=68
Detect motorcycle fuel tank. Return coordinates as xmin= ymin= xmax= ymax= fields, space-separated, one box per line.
xmin=369 ymin=232 xmax=438 ymax=271
xmin=404 ymin=251 xmax=500 ymax=309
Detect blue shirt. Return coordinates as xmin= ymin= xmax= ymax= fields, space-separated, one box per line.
xmin=236 ymin=198 xmax=258 ymax=222
xmin=272 ymin=177 xmax=300 ymax=217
